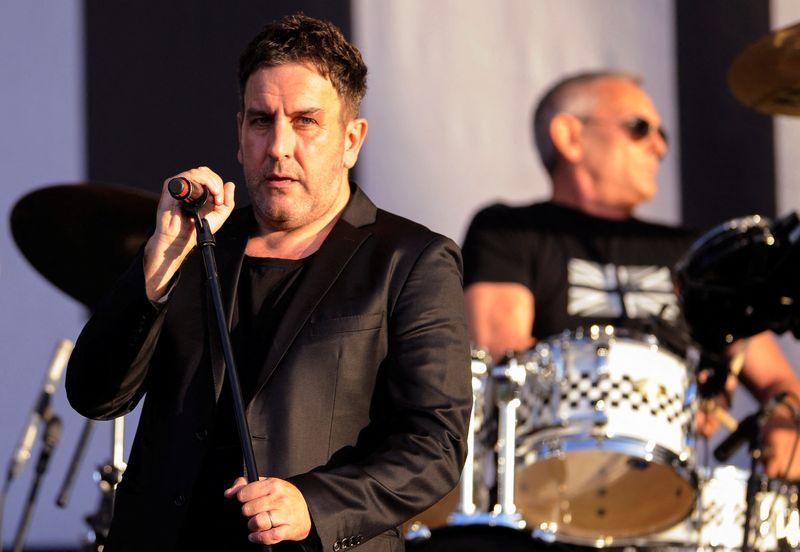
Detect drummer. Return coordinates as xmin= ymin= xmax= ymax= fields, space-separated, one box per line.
xmin=461 ymin=70 xmax=800 ymax=480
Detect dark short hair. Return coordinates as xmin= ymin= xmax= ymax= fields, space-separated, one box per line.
xmin=238 ymin=14 xmax=368 ymax=119
xmin=533 ymin=70 xmax=641 ymax=173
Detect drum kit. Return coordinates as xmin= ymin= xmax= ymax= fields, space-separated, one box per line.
xmin=404 ymin=23 xmax=800 ymax=552
xmin=406 ymin=324 xmax=799 ymax=551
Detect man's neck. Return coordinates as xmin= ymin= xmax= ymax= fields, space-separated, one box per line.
xmin=550 ymin=171 xmax=634 ymax=221
xmin=246 ymin=185 xmax=350 ymax=259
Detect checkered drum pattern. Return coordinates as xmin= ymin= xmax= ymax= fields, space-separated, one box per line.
xmin=515 ymin=333 xmax=696 ymax=455
xmin=520 ymin=371 xmax=692 ymax=428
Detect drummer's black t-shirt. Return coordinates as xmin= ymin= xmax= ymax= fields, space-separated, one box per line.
xmin=462 ymin=201 xmax=698 ymax=340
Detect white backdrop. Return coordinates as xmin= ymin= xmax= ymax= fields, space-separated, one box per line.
xmin=354 ymin=0 xmax=800 ymax=477
xmin=354 ymin=0 xmax=681 ymax=244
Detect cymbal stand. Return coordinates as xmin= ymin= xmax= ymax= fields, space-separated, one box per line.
xmin=77 ymin=418 xmax=126 ymax=551
xmin=741 ymin=406 xmax=770 ymax=552
xmin=56 ymin=419 xmax=96 ymax=508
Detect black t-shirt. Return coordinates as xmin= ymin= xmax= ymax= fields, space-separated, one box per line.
xmin=462 ymin=201 xmax=698 ymax=341
xmin=177 ymin=255 xmax=308 ymax=550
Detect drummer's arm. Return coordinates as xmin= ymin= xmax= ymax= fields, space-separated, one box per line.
xmin=464 ymin=282 xmax=536 ymax=362
xmin=737 ymin=331 xmax=800 ymax=479
xmin=738 ymin=331 xmax=800 ymax=404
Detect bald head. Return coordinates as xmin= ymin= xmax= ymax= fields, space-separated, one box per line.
xmin=533 ymin=71 xmax=642 ymax=174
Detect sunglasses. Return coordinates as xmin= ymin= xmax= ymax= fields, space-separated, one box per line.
xmin=580 ymin=116 xmax=668 ymax=145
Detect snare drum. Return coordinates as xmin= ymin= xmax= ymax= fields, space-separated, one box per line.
xmin=514 ymin=325 xmax=698 ymax=545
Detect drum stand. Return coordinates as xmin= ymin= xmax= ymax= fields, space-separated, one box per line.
xmin=57 ymin=416 xmax=126 ymax=551
xmin=486 ymin=356 xmax=526 ymax=530
xmin=741 ymin=404 xmax=771 ymax=552
xmin=448 ymin=354 xmax=487 ymax=525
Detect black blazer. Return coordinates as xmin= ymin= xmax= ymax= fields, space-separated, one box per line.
xmin=66 ymin=185 xmax=472 ymax=551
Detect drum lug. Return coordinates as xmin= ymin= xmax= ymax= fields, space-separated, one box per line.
xmin=404 ymin=522 xmax=432 ymax=542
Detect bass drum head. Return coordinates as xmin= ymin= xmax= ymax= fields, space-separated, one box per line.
xmin=516 ymin=449 xmax=695 ymax=543
xmin=406 ymin=525 xmax=553 ymax=552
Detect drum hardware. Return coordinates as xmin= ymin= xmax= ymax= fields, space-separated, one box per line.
xmin=728 ymin=21 xmax=800 ymax=116
xmin=487 ymin=356 xmax=526 ymax=529
xmin=404 ymin=349 xmax=494 ymax=537
xmin=10 ymin=182 xmax=159 ymax=311
xmin=9 ymin=183 xmax=157 ymax=549
xmin=643 ymin=466 xmax=800 ymax=551
xmin=710 ymin=393 xmax=800 ymax=552
xmin=446 ymin=349 xmax=493 ymax=528
xmin=676 ymin=213 xmax=800 ymax=356
xmin=53 ymin=415 xmax=127 ymax=551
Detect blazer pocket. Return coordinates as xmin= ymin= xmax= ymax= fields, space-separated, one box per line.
xmin=310 ymin=312 xmax=384 ymax=337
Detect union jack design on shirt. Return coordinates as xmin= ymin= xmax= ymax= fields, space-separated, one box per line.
xmin=567 ymin=258 xmax=679 ymax=321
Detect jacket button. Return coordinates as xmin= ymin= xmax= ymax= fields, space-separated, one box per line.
xmin=173 ymin=494 xmax=186 ymax=506
xmin=195 ymin=428 xmax=208 ymax=441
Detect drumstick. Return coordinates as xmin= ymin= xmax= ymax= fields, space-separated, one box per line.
xmin=702 ymin=399 xmax=739 ymax=431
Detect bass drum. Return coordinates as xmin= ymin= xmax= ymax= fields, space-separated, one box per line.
xmin=406 ymin=525 xmax=553 ymax=552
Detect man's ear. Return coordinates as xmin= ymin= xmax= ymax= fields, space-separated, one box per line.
xmin=550 ymin=112 xmax=584 ymax=164
xmin=343 ymin=117 xmax=368 ymax=169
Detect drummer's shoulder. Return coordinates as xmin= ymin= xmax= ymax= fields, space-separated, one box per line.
xmin=630 ymin=216 xmax=700 ymax=242
xmin=467 ymin=200 xmax=562 ymax=230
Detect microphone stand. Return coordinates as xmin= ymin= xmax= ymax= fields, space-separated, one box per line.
xmin=55 ymin=418 xmax=95 ymax=508
xmin=189 ymin=208 xmax=270 ymax=551
xmin=741 ymin=406 xmax=770 ymax=552
xmin=11 ymin=415 xmax=62 ymax=552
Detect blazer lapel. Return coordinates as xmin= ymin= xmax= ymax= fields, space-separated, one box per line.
xmin=249 ymin=186 xmax=377 ymax=403
xmin=248 ymin=221 xmax=370 ymax=403
xmin=205 ymin=210 xmax=251 ymax=400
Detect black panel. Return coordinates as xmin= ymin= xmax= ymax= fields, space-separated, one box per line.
xmin=675 ymin=0 xmax=775 ymax=232
xmin=85 ymin=0 xmax=351 ymax=204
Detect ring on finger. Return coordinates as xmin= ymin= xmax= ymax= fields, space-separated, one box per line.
xmin=267 ymin=510 xmax=275 ymax=529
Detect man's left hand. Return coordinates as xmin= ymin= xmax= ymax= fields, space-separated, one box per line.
xmin=224 ymin=476 xmax=312 ymax=545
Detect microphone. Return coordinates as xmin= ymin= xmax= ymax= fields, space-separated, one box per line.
xmin=713 ymin=411 xmax=761 ymax=462
xmin=6 ymin=339 xmax=73 ymax=485
xmin=713 ymin=391 xmax=788 ymax=462
xmin=35 ymin=416 xmax=63 ymax=475
xmin=168 ymin=177 xmax=209 ymax=208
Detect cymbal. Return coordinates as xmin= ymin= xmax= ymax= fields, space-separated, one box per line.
xmin=11 ymin=183 xmax=158 ymax=310
xmin=729 ymin=21 xmax=800 ymax=115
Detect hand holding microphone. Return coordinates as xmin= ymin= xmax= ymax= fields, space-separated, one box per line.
xmin=143 ymin=168 xmax=236 ymax=302
xmin=167 ymin=176 xmax=209 ymax=209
